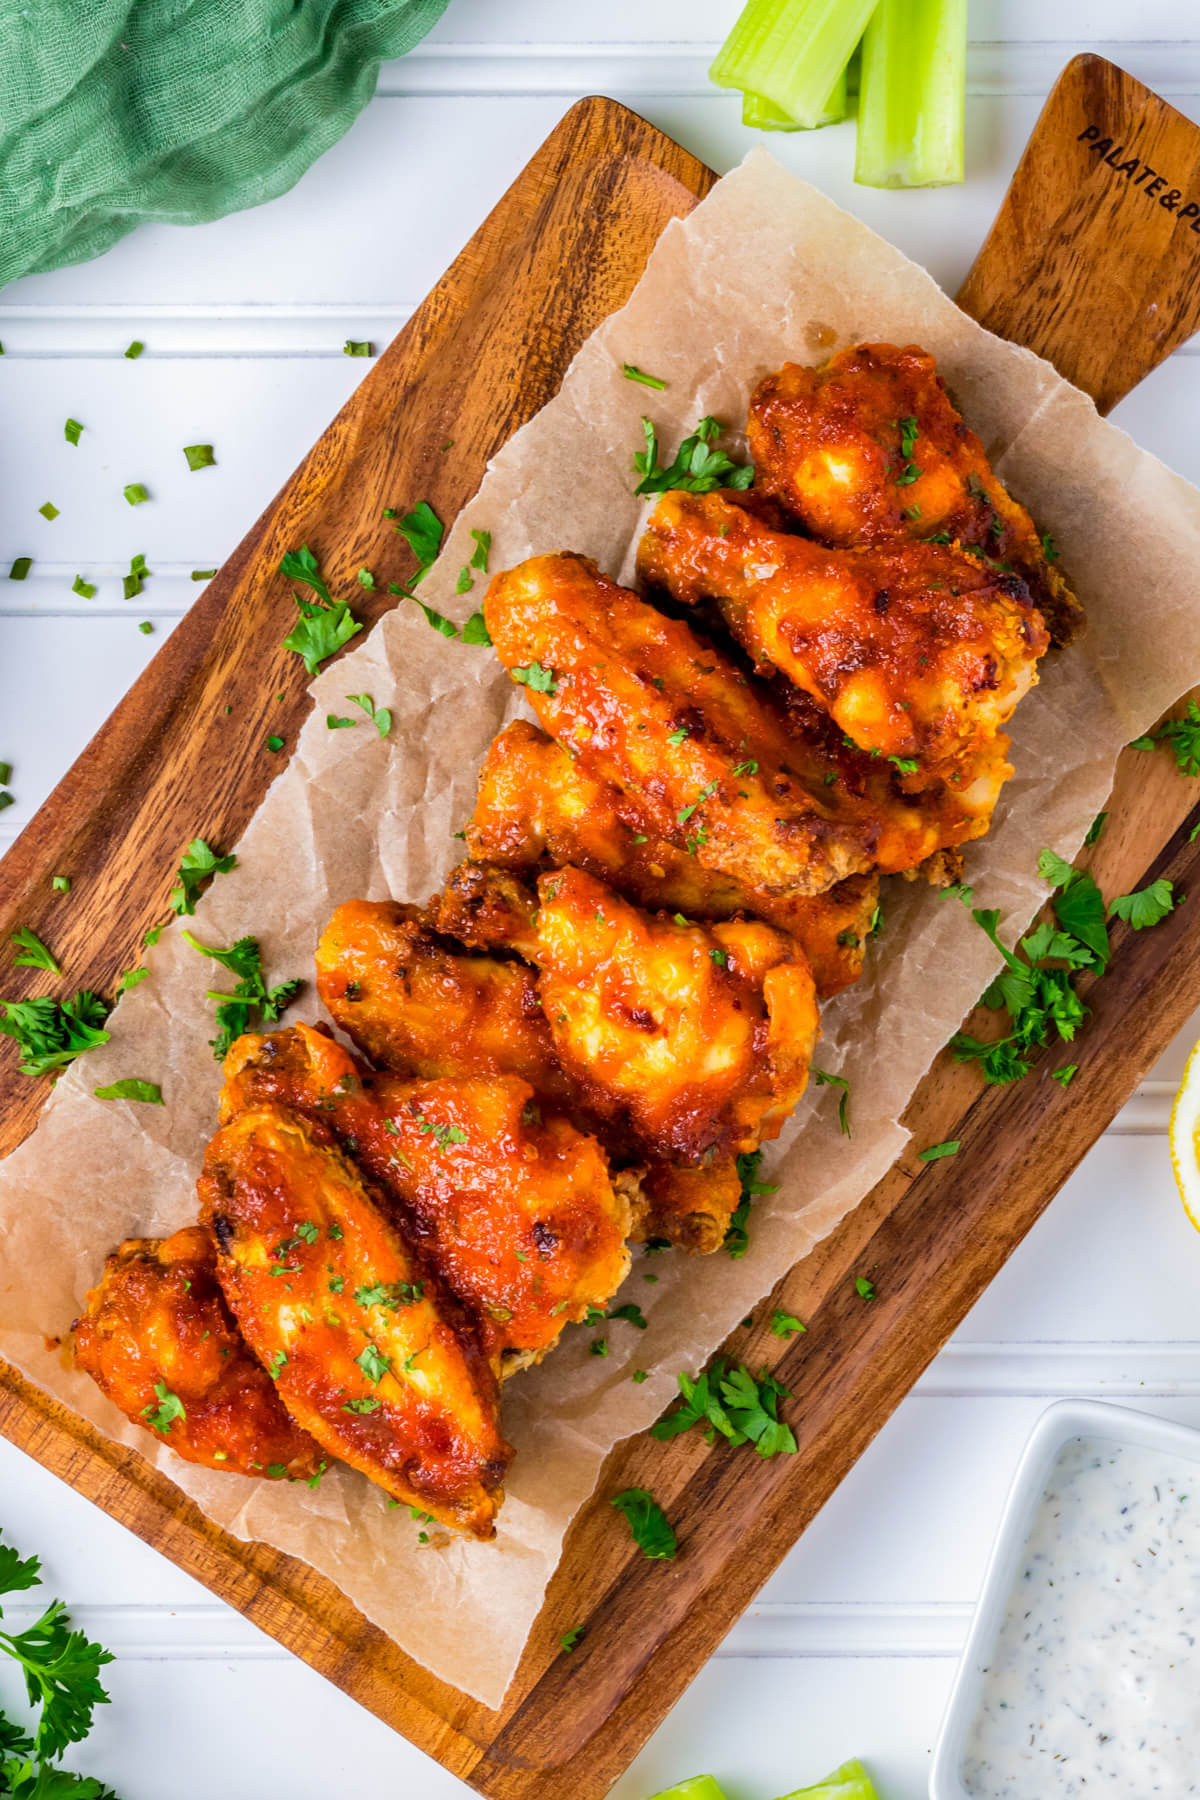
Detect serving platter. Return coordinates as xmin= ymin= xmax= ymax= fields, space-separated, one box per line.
xmin=4 ymin=55 xmax=1200 ymax=1800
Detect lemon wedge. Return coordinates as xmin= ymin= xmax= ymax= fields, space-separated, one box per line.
xmin=1169 ymin=1037 xmax=1200 ymax=1232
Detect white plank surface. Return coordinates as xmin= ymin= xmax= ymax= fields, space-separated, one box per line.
xmin=3 ymin=9 xmax=1200 ymax=1797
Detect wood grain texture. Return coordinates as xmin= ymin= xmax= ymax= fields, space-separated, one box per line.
xmin=5 ymin=71 xmax=1200 ymax=1800
xmin=958 ymin=54 xmax=1200 ymax=414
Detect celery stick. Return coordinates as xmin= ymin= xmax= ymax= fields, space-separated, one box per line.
xmin=742 ymin=67 xmax=848 ymax=130
xmin=774 ymin=1757 xmax=883 ymax=1799
xmin=854 ymin=0 xmax=966 ymax=187
xmin=710 ymin=0 xmax=877 ymax=131
xmin=646 ymin=1780 xmax=729 ymax=1800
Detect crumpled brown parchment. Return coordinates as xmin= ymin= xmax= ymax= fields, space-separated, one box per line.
xmin=4 ymin=149 xmax=1200 ymax=1709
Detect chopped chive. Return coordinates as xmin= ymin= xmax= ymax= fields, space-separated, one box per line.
xmin=344 ymin=340 xmax=373 ymax=357
xmin=38 ymin=502 xmax=59 ymax=520
xmin=622 ymin=363 xmax=668 ymax=390
xmin=183 ymin=443 xmax=215 ymax=471
xmin=123 ymin=483 xmax=150 ymax=506
xmin=64 ymin=418 xmax=83 ymax=446
xmin=138 ymin=621 xmax=154 ymax=635
xmin=918 ymin=1139 xmax=961 ymax=1162
xmin=0 ymin=793 xmax=13 ymax=813
xmin=71 ymin=575 xmax=96 ymax=599
xmin=9 ymin=557 xmax=31 ymax=581
xmin=266 ymin=735 xmax=284 ymax=753
xmin=124 ymin=340 xmax=145 ymax=359
xmin=191 ymin=568 xmax=217 ymax=581
xmin=0 ymin=762 xmax=11 ymax=784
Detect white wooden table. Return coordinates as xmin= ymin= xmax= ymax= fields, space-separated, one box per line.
xmin=3 ymin=5 xmax=1200 ymax=1794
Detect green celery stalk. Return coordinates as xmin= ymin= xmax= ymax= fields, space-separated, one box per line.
xmin=774 ymin=1758 xmax=883 ymax=1799
xmin=710 ymin=0 xmax=877 ymax=130
xmin=646 ymin=1780 xmax=729 ymax=1800
xmin=854 ymin=0 xmax=966 ymax=187
xmin=742 ymin=67 xmax=848 ymax=130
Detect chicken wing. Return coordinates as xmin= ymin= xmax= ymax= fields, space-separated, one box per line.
xmin=220 ymin=1023 xmax=634 ymax=1375
xmin=482 ymin=551 xmax=879 ymax=900
xmin=533 ymin=866 xmax=819 ymax=1164
xmin=635 ymin=1158 xmax=743 ymax=1255
xmin=457 ymin=721 xmax=875 ymax=997
xmin=638 ymin=488 xmax=1049 ymax=785
xmin=198 ymin=1105 xmax=512 ymax=1536
xmin=71 ymin=1226 xmax=324 ymax=1481
xmin=747 ymin=343 xmax=1084 ymax=645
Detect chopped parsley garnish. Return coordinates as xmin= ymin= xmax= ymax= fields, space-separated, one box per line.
xmin=142 ymin=1382 xmax=185 ymax=1434
xmin=631 ymin=1369 xmax=649 ymax=1383
xmin=94 ymin=1078 xmax=163 ymax=1104
xmin=181 ymin=931 xmax=303 ymax=1060
xmin=724 ymin=1148 xmax=777 ymax=1259
xmin=709 ymin=946 xmax=729 ymax=968
xmin=169 ymin=838 xmax=236 ymax=916
xmin=267 ymin=1350 xmax=287 ymax=1380
xmin=71 ymin=575 xmax=96 ymax=599
xmin=607 ymin=1302 xmax=648 ymax=1330
xmin=342 ymin=1396 xmax=380 ymax=1414
xmin=1108 ymin=878 xmax=1176 ymax=930
xmin=1052 ymin=1064 xmax=1078 ymax=1087
xmin=666 ymin=726 xmax=690 ymax=747
xmin=125 ymin=339 xmax=145 ymax=358
xmin=888 ymin=755 xmax=919 ymax=775
xmin=610 ymin=1487 xmax=677 ymax=1560
xmin=280 ymin=544 xmax=363 ymax=674
xmin=1040 ymin=531 xmax=1060 ymax=562
xmin=634 ymin=414 xmax=754 ymax=496
xmin=357 ymin=567 xmax=376 ymax=590
xmin=918 ymin=1139 xmax=961 ymax=1162
xmin=183 ymin=443 xmax=215 ymax=471
xmin=731 ymin=758 xmax=758 ymax=776
xmin=855 ymin=1275 xmax=876 ymax=1300
xmin=0 ymin=991 xmax=110 ymax=1078
xmin=343 ymin=340 xmax=373 ymax=357
xmin=395 ymin=501 xmax=443 ymax=583
xmin=138 ymin=620 xmax=154 ymax=635
xmin=897 ymin=416 xmax=919 ymax=459
xmin=560 ymin=1626 xmax=585 ymax=1652
xmin=469 ymin=528 xmax=491 ymax=571
xmin=9 ymin=557 xmax=31 ymax=581
xmin=511 ymin=661 xmax=558 ymax=695
xmin=294 ymin=1221 xmax=319 ymax=1244
xmin=266 ymin=735 xmax=284 ymax=753
xmin=622 ymin=363 xmax=667 ymax=390
xmin=38 ymin=502 xmax=58 ymax=520
xmin=590 ymin=1338 xmax=609 ymax=1357
xmin=1130 ymin=699 xmax=1200 ymax=776
xmin=191 ymin=568 xmax=217 ymax=581
xmin=651 ymin=1358 xmax=796 ymax=1459
xmin=455 ymin=566 xmax=473 ymax=595
xmin=355 ymin=1281 xmax=423 ymax=1310
xmin=414 ymin=1113 xmax=468 ymax=1150
xmin=813 ymin=1067 xmax=851 ymax=1136
xmin=51 ymin=876 xmax=70 ymax=894
xmin=64 ymin=419 xmax=83 ymax=446
xmin=11 ymin=926 xmax=60 ymax=975
xmin=347 ymin=693 xmax=392 ymax=738
xmin=770 ymin=1310 xmax=806 ymax=1337
xmin=1084 ymin=811 xmax=1108 ymax=845
xmin=326 ymin=713 xmax=355 ymax=729
xmin=355 ymin=1342 xmax=391 ymax=1385
xmin=122 ymin=484 xmax=149 ymax=507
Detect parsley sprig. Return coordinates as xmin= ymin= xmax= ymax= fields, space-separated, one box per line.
xmin=181 ymin=933 xmax=303 ymax=1061
xmin=0 ymin=993 xmax=110 ymax=1079
xmin=280 ymin=545 xmax=363 ymax=675
xmin=1131 ymin=699 xmax=1200 ymax=777
xmin=609 ymin=1488 xmax=677 ymax=1560
xmin=169 ymin=838 xmax=236 ymax=917
xmin=633 ymin=415 xmax=754 ymax=497
xmin=723 ymin=1149 xmax=777 ymax=1259
xmin=651 ymin=1358 xmax=797 ymax=1459
xmin=0 ymin=1533 xmax=117 ymax=1782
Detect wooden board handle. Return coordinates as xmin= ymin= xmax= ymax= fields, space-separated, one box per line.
xmin=957 ymin=54 xmax=1200 ymax=412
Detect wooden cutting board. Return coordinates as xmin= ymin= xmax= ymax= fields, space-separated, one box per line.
xmin=5 ymin=54 xmax=1200 ymax=1800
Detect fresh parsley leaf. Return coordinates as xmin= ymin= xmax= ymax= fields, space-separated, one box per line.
xmin=11 ymin=927 xmax=60 ymax=975
xmin=326 ymin=714 xmax=355 ymax=730
xmin=183 ymin=444 xmax=215 ymax=471
xmin=590 ymin=1338 xmax=609 ymax=1357
xmin=265 ymin=735 xmax=284 ymax=754
xmin=355 ymin=1343 xmax=391 ymax=1385
xmin=813 ymin=1067 xmax=851 ymax=1136
xmin=607 ymin=1302 xmax=648 ymax=1330
xmin=1052 ymin=1064 xmax=1078 ymax=1086
xmin=888 ymin=755 xmax=919 ymax=775
xmin=279 ymin=544 xmax=333 ymax=607
xmin=1108 ymin=878 xmax=1176 ymax=930
xmin=0 ymin=992 xmax=110 ymax=1078
xmin=724 ymin=1149 xmax=777 ymax=1258
xmin=1085 ymin=811 xmax=1108 ymax=845
xmin=461 ymin=611 xmax=491 ymax=646
xmin=918 ymin=1139 xmax=960 ymax=1162
xmin=138 ymin=620 xmax=153 ymax=635
xmin=622 ymin=363 xmax=667 ymax=390
xmin=455 ymin=566 xmax=473 ymax=595
xmin=469 ymin=529 xmax=491 ymax=571
xmin=770 ymin=1310 xmax=806 ymax=1337
xmin=1040 ymin=530 xmax=1060 ymax=562
xmin=51 ymin=877 xmax=70 ymax=895
xmin=559 ymin=1626 xmax=585 ymax=1652
xmin=141 ymin=1382 xmax=185 ymax=1435
xmin=651 ymin=1357 xmax=796 ymax=1459
xmin=94 ymin=1079 xmax=162 ymax=1104
xmin=282 ymin=562 xmax=362 ymax=673
xmin=395 ymin=502 xmax=443 ymax=585
xmin=342 ymin=1397 xmax=380 ymax=1415
xmin=512 ymin=661 xmax=558 ymax=694
xmin=1130 ymin=699 xmax=1200 ymax=777
xmin=347 ymin=693 xmax=392 ymax=738
xmin=181 ymin=932 xmax=302 ymax=1060
xmin=357 ymin=567 xmax=376 ymax=590
xmin=355 ymin=1281 xmax=423 ymax=1310
xmin=609 ymin=1488 xmax=677 ymax=1560
xmin=855 ymin=1275 xmax=876 ymax=1300
xmin=169 ymin=838 xmax=236 ymax=916
xmin=633 ymin=414 xmax=754 ymax=497
xmin=116 ymin=968 xmax=147 ymax=993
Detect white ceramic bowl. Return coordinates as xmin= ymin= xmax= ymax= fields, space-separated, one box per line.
xmin=928 ymin=1396 xmax=1200 ymax=1799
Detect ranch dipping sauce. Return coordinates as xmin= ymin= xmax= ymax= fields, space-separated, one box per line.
xmin=962 ymin=1434 xmax=1200 ymax=1796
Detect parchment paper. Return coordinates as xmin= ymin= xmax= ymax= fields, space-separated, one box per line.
xmin=4 ymin=150 xmax=1200 ymax=1710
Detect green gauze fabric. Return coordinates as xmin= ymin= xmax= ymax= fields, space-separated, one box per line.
xmin=0 ymin=0 xmax=449 ymax=289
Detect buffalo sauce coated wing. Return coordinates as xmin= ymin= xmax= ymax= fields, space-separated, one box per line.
xmin=482 ymin=551 xmax=879 ymax=900
xmin=315 ymin=897 xmax=572 ymax=1107
xmin=220 ymin=1023 xmax=633 ymax=1374
xmin=635 ymin=1159 xmax=743 ymax=1255
xmin=460 ymin=721 xmax=876 ymax=997
xmin=198 ymin=1104 xmax=511 ymax=1536
xmin=71 ymin=1226 xmax=324 ymax=1481
xmin=638 ymin=488 xmax=1049 ymax=785
xmin=747 ymin=343 xmax=1084 ymax=645
xmin=533 ymin=866 xmax=819 ymax=1164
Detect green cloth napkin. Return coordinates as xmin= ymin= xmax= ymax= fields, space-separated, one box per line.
xmin=0 ymin=0 xmax=449 ymax=289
